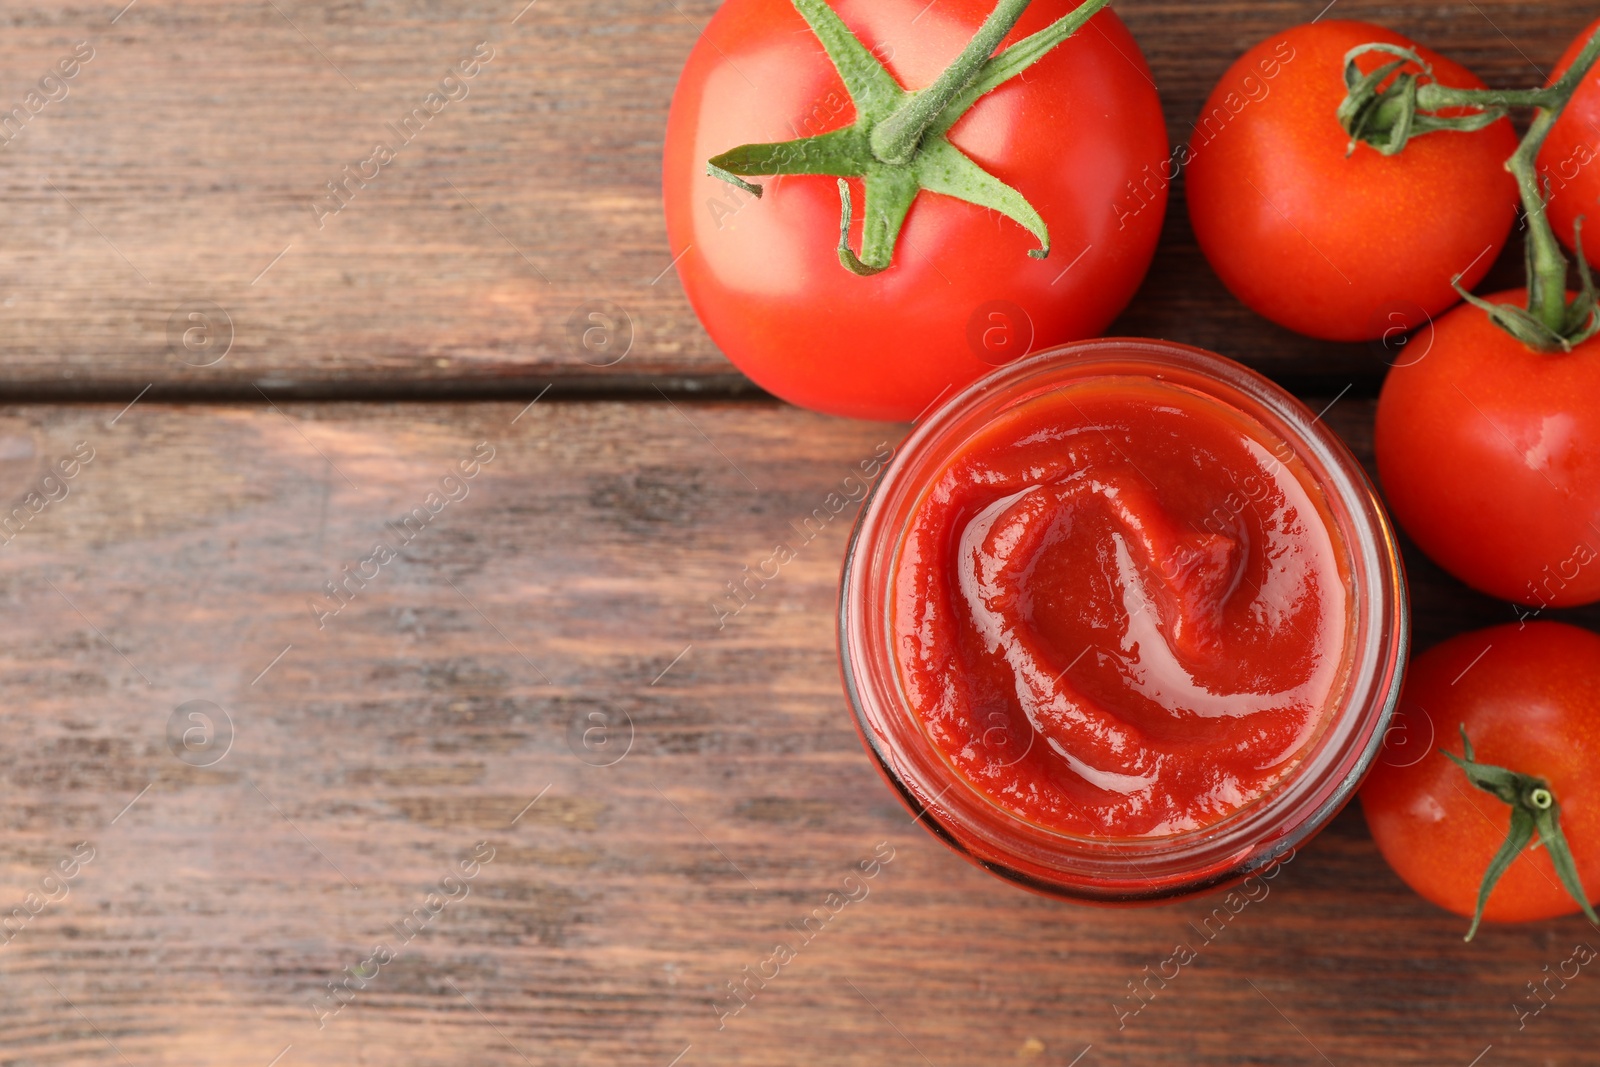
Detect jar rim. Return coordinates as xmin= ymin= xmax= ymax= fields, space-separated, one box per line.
xmin=838 ymin=338 xmax=1409 ymax=904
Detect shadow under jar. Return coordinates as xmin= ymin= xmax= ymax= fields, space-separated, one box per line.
xmin=840 ymin=339 xmax=1408 ymax=904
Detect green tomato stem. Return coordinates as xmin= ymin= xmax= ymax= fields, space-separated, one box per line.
xmin=704 ymin=0 xmax=1111 ymax=275
xmin=1413 ymin=84 xmax=1558 ymax=111
xmin=1339 ymin=26 xmax=1600 ymax=348
xmin=1513 ymin=103 xmax=1576 ymax=335
xmin=869 ymin=0 xmax=1035 ymax=166
xmin=1442 ymin=725 xmax=1600 ymax=942
xmin=1433 ymin=27 xmax=1600 ymax=337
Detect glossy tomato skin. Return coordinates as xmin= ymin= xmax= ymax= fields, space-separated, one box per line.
xmin=1376 ymin=290 xmax=1600 ymax=607
xmin=1539 ymin=17 xmax=1600 ymax=269
xmin=1185 ymin=21 xmax=1519 ymax=342
xmin=662 ymin=0 xmax=1168 ymax=422
xmin=1362 ymin=623 xmax=1600 ymax=926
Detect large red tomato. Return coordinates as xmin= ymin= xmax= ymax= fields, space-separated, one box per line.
xmin=1185 ymin=21 xmax=1519 ymax=342
xmin=1363 ymin=623 xmax=1600 ymax=932
xmin=662 ymin=0 xmax=1168 ymax=421
xmin=1539 ymin=17 xmax=1600 ymax=268
xmin=1376 ymin=289 xmax=1600 ymax=607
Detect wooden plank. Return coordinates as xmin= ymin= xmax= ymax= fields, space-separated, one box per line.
xmin=0 ymin=1 xmax=1587 ymax=395
xmin=0 ymin=398 xmax=1594 ymax=1064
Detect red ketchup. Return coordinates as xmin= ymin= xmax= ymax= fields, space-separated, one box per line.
xmin=891 ymin=377 xmax=1349 ymax=838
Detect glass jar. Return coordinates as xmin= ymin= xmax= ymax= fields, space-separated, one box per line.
xmin=839 ymin=339 xmax=1408 ymax=904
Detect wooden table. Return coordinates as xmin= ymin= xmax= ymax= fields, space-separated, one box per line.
xmin=2 ymin=1 xmax=1598 ymax=1064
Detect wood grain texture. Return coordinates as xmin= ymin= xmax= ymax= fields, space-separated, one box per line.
xmin=0 ymin=0 xmax=1588 ymax=395
xmin=0 ymin=398 xmax=1595 ymax=1065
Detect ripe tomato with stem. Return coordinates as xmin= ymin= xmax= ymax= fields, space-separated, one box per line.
xmin=662 ymin=0 xmax=1169 ymax=421
xmin=1185 ymin=20 xmax=1519 ymax=343
xmin=1362 ymin=623 xmax=1600 ymax=940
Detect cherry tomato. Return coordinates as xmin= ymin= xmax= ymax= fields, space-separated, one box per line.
xmin=1376 ymin=289 xmax=1600 ymax=607
xmin=1185 ymin=20 xmax=1519 ymax=342
xmin=662 ymin=0 xmax=1168 ymax=421
xmin=1362 ymin=622 xmax=1600 ymax=927
xmin=1539 ymin=17 xmax=1600 ymax=269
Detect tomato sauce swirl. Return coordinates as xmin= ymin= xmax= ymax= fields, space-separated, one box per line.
xmin=892 ymin=377 xmax=1350 ymax=837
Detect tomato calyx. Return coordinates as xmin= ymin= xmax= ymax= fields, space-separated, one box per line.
xmin=704 ymin=0 xmax=1110 ymax=276
xmin=1443 ymin=725 xmax=1600 ymax=942
xmin=1336 ymin=44 xmax=1509 ymax=157
xmin=1457 ymin=223 xmax=1600 ymax=354
xmin=1337 ymin=29 xmax=1600 ymax=351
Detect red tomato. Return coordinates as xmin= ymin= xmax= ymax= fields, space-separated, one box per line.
xmin=1539 ymin=17 xmax=1600 ymax=269
xmin=1376 ymin=289 xmax=1600 ymax=607
xmin=1185 ymin=21 xmax=1519 ymax=342
xmin=662 ymin=0 xmax=1168 ymax=421
xmin=1362 ymin=622 xmax=1600 ymax=927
